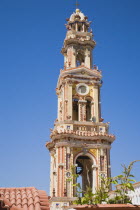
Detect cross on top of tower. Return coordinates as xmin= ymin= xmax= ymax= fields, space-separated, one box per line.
xmin=75 ymin=0 xmax=79 ymax=9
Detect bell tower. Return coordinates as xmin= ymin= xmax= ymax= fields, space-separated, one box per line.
xmin=46 ymin=8 xmax=115 ymax=210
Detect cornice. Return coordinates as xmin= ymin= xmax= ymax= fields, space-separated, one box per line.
xmin=54 ymin=120 xmax=109 ymax=127
xmin=50 ymin=130 xmax=115 ymax=142
xmin=56 ymin=67 xmax=102 ymax=90
xmin=46 ymin=138 xmax=112 ymax=150
xmin=60 ymin=66 xmax=101 ymax=75
xmin=55 ymin=142 xmax=111 ymax=149
xmin=63 ymin=38 xmax=96 ymax=50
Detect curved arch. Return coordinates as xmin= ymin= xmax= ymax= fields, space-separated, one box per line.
xmin=85 ymin=96 xmax=93 ymax=101
xmin=73 ymin=95 xmax=79 ymax=100
xmin=74 ymin=152 xmax=97 ymax=194
xmin=74 ymin=152 xmax=96 ymax=165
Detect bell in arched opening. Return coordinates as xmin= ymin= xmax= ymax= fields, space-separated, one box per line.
xmin=76 ymin=155 xmax=93 ymax=196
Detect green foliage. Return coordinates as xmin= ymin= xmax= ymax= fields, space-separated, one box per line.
xmin=108 ymin=160 xmax=140 ymax=204
xmin=73 ymin=187 xmax=95 ymax=205
xmin=71 ymin=166 xmax=114 ymax=204
xmin=70 ymin=161 xmax=140 ymax=205
xmin=81 ymin=187 xmax=95 ymax=204
xmin=93 ymin=176 xmax=114 ymax=204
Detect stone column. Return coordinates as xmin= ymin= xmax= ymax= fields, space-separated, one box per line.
xmin=64 ymin=53 xmax=67 ymax=69
xmin=83 ymin=24 xmax=85 ymax=32
xmin=50 ymin=154 xmax=53 ymax=197
xmin=62 ymin=84 xmax=65 ymax=121
xmin=71 ymin=148 xmax=74 ymax=197
xmin=98 ymin=87 xmax=101 ymax=120
xmin=64 ymin=100 xmax=68 ymax=120
xmin=85 ymin=49 xmax=91 ymax=69
xmin=71 ymin=47 xmax=76 ymax=68
xmin=78 ymin=100 xmax=87 ymax=121
xmin=92 ymin=165 xmax=98 ymax=193
xmin=91 ymin=101 xmax=94 ymax=119
xmin=57 ymin=147 xmax=65 ymax=197
xmin=63 ymin=84 xmax=68 ymax=120
xmin=66 ymin=147 xmax=71 ymax=170
xmin=67 ymin=82 xmax=73 ymax=120
xmin=67 ymin=47 xmax=76 ymax=68
xmin=57 ymin=96 xmax=61 ymax=121
xmin=107 ymin=148 xmax=111 ymax=179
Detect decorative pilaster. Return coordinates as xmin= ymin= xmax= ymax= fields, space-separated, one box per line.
xmin=93 ymin=85 xmax=99 ymax=122
xmin=57 ymin=96 xmax=61 ymax=121
xmin=57 ymin=147 xmax=65 ymax=197
xmin=92 ymin=164 xmax=98 ymax=193
xmin=67 ymin=82 xmax=73 ymax=120
xmin=85 ymin=48 xmax=91 ymax=69
xmin=67 ymin=47 xmax=76 ymax=68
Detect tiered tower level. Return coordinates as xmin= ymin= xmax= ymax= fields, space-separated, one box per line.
xmin=46 ymin=9 xmax=115 ymax=209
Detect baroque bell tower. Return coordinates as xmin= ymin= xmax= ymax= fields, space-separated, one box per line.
xmin=46 ymin=8 xmax=115 ymax=209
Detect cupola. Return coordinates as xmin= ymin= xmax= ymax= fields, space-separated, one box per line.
xmin=62 ymin=9 xmax=96 ymax=69
xmin=66 ymin=9 xmax=90 ymax=32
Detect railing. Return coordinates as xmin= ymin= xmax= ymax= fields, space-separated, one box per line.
xmin=73 ymin=124 xmax=107 ymax=134
xmin=54 ymin=120 xmax=108 ymax=134
xmin=73 ymin=125 xmax=98 ymax=132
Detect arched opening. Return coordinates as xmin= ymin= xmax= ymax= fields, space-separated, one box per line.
xmin=72 ymin=98 xmax=78 ymax=121
xmin=75 ymin=155 xmax=93 ymax=196
xmin=76 ymin=51 xmax=85 ymax=67
xmin=86 ymin=100 xmax=91 ymax=121
xmin=72 ymin=25 xmax=75 ymax=30
xmin=78 ymin=25 xmax=82 ymax=32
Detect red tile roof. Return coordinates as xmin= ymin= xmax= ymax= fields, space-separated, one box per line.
xmin=0 ymin=197 xmax=10 ymax=210
xmin=0 ymin=187 xmax=50 ymax=210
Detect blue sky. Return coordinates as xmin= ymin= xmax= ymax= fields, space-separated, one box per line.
xmin=0 ymin=0 xmax=140 ymax=193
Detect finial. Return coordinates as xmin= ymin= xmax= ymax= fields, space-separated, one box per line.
xmin=75 ymin=0 xmax=80 ymax=9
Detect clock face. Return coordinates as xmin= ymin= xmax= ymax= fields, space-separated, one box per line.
xmin=76 ymin=83 xmax=89 ymax=95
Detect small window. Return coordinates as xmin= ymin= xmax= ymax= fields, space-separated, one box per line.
xmin=78 ymin=85 xmax=86 ymax=94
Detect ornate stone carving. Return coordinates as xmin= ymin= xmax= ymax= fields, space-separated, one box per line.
xmin=89 ymin=149 xmax=97 ymax=158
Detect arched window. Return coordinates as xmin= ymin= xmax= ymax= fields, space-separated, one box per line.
xmin=76 ymin=51 xmax=85 ymax=67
